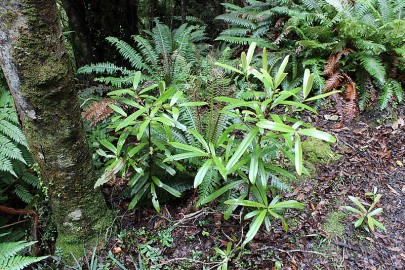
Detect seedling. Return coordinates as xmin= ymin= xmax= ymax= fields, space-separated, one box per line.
xmin=344 ymin=193 xmax=386 ymax=232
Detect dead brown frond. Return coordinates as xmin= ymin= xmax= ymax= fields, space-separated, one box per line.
xmin=342 ymin=82 xmax=359 ymax=122
xmin=325 ymin=72 xmax=344 ymax=92
xmin=324 ymin=55 xmax=337 ymax=76
xmin=83 ymin=99 xmax=114 ymax=126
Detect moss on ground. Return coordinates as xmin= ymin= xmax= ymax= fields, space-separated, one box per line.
xmin=302 ymin=137 xmax=341 ymax=164
xmin=323 ymin=211 xmax=347 ymax=238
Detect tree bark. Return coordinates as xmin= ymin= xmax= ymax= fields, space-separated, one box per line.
xmin=0 ymin=0 xmax=113 ymax=256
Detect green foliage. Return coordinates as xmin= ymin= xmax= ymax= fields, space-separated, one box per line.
xmin=94 ymin=73 xmax=190 ymax=212
xmin=0 ymin=76 xmax=39 ymax=204
xmin=71 ymin=247 xmax=111 ymax=270
xmin=0 ymin=234 xmax=48 ymax=270
xmin=78 ymin=20 xmax=207 ymax=86
xmin=344 ymin=190 xmax=386 ymax=232
xmin=216 ymin=0 xmax=405 ymax=110
xmin=214 ymin=242 xmax=234 ymax=270
xmin=164 ymin=43 xmax=336 ymax=244
xmin=89 ymin=41 xmax=336 ymax=245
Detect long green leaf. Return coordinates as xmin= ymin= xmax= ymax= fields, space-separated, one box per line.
xmin=169 ymin=142 xmax=207 ymax=154
xmin=257 ymin=120 xmax=295 ymax=133
xmin=226 ymin=128 xmax=258 ymax=171
xmin=108 ymin=104 xmax=127 ymax=117
xmin=128 ymin=183 xmax=150 ymax=209
xmin=215 ymin=62 xmax=243 ymax=74
xmin=295 ymin=136 xmax=302 ymax=175
xmin=225 ymin=199 xmax=266 ymax=208
xmin=116 ymin=107 xmax=148 ymax=131
xmin=161 ymin=183 xmax=182 ymax=197
xmin=164 ymin=151 xmax=208 ymax=161
xmin=198 ymin=180 xmax=244 ymax=205
xmin=194 ymin=159 xmax=213 ymax=188
xmin=189 ymin=129 xmax=209 ymax=152
xmin=243 ymin=210 xmax=267 ymax=246
xmin=298 ymin=129 xmax=336 ymax=143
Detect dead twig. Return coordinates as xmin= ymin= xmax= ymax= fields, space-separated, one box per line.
xmin=257 ymin=245 xmax=327 ymax=257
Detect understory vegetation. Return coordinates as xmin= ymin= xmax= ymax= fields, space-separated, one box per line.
xmin=1 ymin=0 xmax=404 ymax=269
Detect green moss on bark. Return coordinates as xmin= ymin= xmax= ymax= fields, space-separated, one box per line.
xmin=1 ymin=0 xmax=113 ymax=257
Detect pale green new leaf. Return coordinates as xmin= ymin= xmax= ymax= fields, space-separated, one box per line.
xmin=215 ymin=62 xmax=243 ymax=74
xmin=194 ymin=159 xmax=213 ymax=188
xmin=116 ymin=107 xmax=148 ymax=131
xmin=224 ymin=199 xmax=266 ymax=208
xmin=295 ymin=136 xmax=303 ymax=175
xmin=344 ymin=206 xmax=364 ymax=215
xmin=298 ymin=129 xmax=336 ymax=143
xmin=348 ymin=196 xmax=367 ymax=212
xmin=257 ymin=120 xmax=295 ymax=133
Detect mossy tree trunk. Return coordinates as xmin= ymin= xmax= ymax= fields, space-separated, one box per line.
xmin=0 ymin=0 xmax=112 ymax=256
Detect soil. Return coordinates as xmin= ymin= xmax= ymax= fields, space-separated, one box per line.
xmin=84 ymin=104 xmax=405 ymax=270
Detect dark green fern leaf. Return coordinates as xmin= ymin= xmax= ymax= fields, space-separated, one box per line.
xmin=379 ymin=83 xmax=393 ymax=109
xmin=357 ymin=54 xmax=386 ymax=84
xmin=106 ymin=37 xmax=147 ymax=71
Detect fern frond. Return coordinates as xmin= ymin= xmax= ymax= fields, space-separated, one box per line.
xmin=377 ymin=0 xmax=393 ymax=23
xmin=0 ymin=135 xmax=25 ymax=165
xmin=0 ymin=119 xmax=27 ymax=148
xmin=152 ymin=20 xmax=173 ymax=57
xmin=387 ymin=78 xmax=403 ymax=103
xmin=0 ymin=254 xmax=48 ymax=270
xmin=13 ymin=184 xmax=33 ymax=204
xmin=394 ymin=46 xmax=405 ymax=57
xmin=215 ymin=14 xmax=257 ymax=29
xmin=133 ymin=35 xmax=159 ymax=69
xmin=220 ymin=28 xmax=250 ymax=37
xmin=325 ymin=72 xmax=344 ymax=92
xmin=0 ymin=241 xmax=37 ymax=258
xmin=0 ymin=156 xmax=15 ymax=176
xmin=215 ymin=36 xmax=275 ymax=49
xmin=379 ymin=83 xmax=393 ymax=109
xmin=354 ymin=40 xmax=386 ymax=54
xmin=77 ymin=62 xmax=131 ymax=76
xmin=357 ymin=54 xmax=386 ymax=83
xmin=94 ymin=76 xmax=135 ymax=88
xmin=106 ymin=37 xmax=146 ymax=71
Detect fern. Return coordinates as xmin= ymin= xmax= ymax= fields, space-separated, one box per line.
xmin=0 ymin=85 xmax=39 ymax=204
xmin=357 ymin=54 xmax=386 ymax=84
xmin=79 ymin=21 xmax=207 ymax=85
xmin=0 ymin=239 xmax=47 ymax=270
xmin=77 ymin=62 xmax=131 ymax=76
xmin=106 ymin=37 xmax=147 ymax=71
xmin=216 ymin=0 xmax=404 ymax=110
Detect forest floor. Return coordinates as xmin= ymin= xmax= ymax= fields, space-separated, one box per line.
xmin=83 ymin=104 xmax=404 ymax=270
